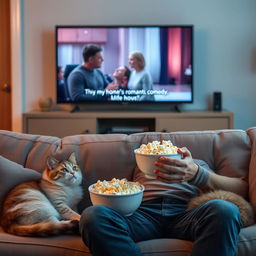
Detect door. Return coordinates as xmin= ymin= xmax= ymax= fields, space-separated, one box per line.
xmin=0 ymin=0 xmax=12 ymax=130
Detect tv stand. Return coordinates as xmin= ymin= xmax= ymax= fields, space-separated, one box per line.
xmin=173 ymin=105 xmax=181 ymax=113
xmin=23 ymin=110 xmax=234 ymax=138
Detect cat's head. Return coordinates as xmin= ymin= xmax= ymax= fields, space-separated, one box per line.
xmin=45 ymin=152 xmax=82 ymax=186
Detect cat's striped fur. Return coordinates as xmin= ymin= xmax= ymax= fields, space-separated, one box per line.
xmin=1 ymin=152 xmax=83 ymax=236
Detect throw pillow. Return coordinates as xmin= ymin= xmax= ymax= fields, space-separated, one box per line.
xmin=0 ymin=155 xmax=41 ymax=208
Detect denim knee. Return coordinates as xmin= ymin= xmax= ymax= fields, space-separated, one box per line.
xmin=191 ymin=199 xmax=241 ymax=256
xmin=79 ymin=205 xmax=113 ymax=233
xmin=202 ymin=199 xmax=241 ymax=225
xmin=79 ymin=205 xmax=143 ymax=256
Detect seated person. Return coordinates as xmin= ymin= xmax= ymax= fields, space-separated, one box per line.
xmin=68 ymin=44 xmax=118 ymax=101
xmin=128 ymin=52 xmax=154 ymax=101
xmin=79 ymin=147 xmax=247 ymax=256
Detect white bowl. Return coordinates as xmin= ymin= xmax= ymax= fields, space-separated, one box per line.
xmin=88 ymin=182 xmax=144 ymax=216
xmin=134 ymin=150 xmax=182 ymax=179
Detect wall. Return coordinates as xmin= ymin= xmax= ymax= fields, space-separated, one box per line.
xmin=16 ymin=0 xmax=256 ymax=130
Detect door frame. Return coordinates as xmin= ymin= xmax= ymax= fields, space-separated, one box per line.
xmin=11 ymin=0 xmax=23 ymax=132
xmin=0 ymin=0 xmax=11 ymax=130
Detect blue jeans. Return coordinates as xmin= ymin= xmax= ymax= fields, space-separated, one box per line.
xmin=79 ymin=198 xmax=242 ymax=256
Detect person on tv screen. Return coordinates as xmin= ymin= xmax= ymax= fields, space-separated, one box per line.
xmin=67 ymin=44 xmax=118 ymax=101
xmin=57 ymin=66 xmax=66 ymax=101
xmin=112 ymin=66 xmax=131 ymax=90
xmin=128 ymin=52 xmax=155 ymax=101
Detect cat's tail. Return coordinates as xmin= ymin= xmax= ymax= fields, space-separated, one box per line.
xmin=4 ymin=220 xmax=79 ymax=237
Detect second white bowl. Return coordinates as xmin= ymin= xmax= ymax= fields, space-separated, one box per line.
xmin=88 ymin=182 xmax=144 ymax=216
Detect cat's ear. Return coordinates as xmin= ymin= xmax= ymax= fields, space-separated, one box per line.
xmin=47 ymin=156 xmax=59 ymax=170
xmin=68 ymin=152 xmax=77 ymax=164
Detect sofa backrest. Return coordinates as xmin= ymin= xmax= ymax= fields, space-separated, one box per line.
xmin=0 ymin=129 xmax=253 ymax=212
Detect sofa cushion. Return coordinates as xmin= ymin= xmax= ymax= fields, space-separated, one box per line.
xmin=0 ymin=130 xmax=60 ymax=170
xmin=137 ymin=238 xmax=193 ymax=256
xmin=238 ymin=224 xmax=256 ymax=256
xmin=0 ymin=227 xmax=90 ymax=256
xmin=0 ymin=156 xmax=41 ymax=209
xmin=1 ymin=225 xmax=255 ymax=256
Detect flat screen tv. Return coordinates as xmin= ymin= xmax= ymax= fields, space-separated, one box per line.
xmin=56 ymin=25 xmax=193 ymax=106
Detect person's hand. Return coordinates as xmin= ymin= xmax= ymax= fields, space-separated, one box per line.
xmin=153 ymin=147 xmax=199 ymax=183
xmin=105 ymin=82 xmax=119 ymax=90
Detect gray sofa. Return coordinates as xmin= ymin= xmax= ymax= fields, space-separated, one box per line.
xmin=1 ymin=128 xmax=256 ymax=256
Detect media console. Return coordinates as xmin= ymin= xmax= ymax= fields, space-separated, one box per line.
xmin=23 ymin=111 xmax=234 ymax=138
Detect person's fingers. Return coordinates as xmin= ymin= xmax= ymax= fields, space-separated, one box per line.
xmin=154 ymin=163 xmax=183 ymax=175
xmin=178 ymin=147 xmax=191 ymax=158
xmin=155 ymin=173 xmax=185 ymax=184
xmin=156 ymin=156 xmax=187 ymax=168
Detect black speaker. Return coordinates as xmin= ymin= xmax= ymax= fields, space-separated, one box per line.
xmin=213 ymin=92 xmax=222 ymax=111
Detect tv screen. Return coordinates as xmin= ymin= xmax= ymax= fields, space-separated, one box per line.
xmin=56 ymin=25 xmax=193 ymax=105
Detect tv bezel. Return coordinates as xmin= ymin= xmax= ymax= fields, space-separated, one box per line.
xmin=55 ymin=24 xmax=194 ymax=106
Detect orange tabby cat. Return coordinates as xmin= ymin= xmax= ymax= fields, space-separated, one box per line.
xmin=1 ymin=152 xmax=83 ymax=236
xmin=188 ymin=190 xmax=255 ymax=227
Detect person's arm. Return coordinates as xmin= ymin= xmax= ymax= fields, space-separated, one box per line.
xmin=68 ymin=71 xmax=92 ymax=101
xmin=142 ymin=72 xmax=152 ymax=90
xmin=68 ymin=70 xmax=105 ymax=101
xmin=154 ymin=147 xmax=248 ymax=198
xmin=140 ymin=71 xmax=154 ymax=101
xmin=199 ymin=168 xmax=248 ymax=198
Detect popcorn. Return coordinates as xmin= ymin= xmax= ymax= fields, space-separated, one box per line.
xmin=135 ymin=140 xmax=178 ymax=155
xmin=90 ymin=178 xmax=142 ymax=195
